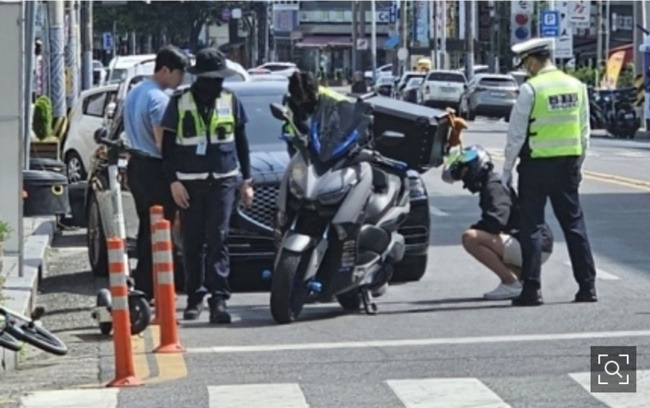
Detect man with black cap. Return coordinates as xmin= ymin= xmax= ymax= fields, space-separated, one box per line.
xmin=161 ymin=48 xmax=254 ymax=324
xmin=502 ymin=37 xmax=597 ymax=306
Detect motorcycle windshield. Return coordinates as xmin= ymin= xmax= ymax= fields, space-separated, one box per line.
xmin=309 ymin=100 xmax=369 ymax=163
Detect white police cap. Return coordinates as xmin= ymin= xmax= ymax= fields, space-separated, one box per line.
xmin=511 ymin=38 xmax=554 ymax=60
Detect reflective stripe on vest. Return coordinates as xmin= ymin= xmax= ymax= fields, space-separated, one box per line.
xmin=528 ymin=69 xmax=583 ymax=158
xmin=318 ymin=86 xmax=347 ymax=102
xmin=176 ymin=168 xmax=239 ymax=181
xmin=176 ymin=91 xmax=235 ymax=145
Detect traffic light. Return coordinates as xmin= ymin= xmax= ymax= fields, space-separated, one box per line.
xmin=511 ymin=1 xmax=532 ymax=45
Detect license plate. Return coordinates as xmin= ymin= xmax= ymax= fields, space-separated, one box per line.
xmin=625 ymin=113 xmax=634 ymax=119
xmin=441 ymin=87 xmax=455 ymax=93
xmin=118 ymin=158 xmax=128 ymax=168
xmin=490 ymin=91 xmax=506 ymax=97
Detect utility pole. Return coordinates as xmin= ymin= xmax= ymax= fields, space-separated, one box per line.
xmin=433 ymin=1 xmax=438 ymax=68
xmin=464 ymin=0 xmax=474 ymax=81
xmin=371 ymin=0 xmax=377 ymax=80
xmin=81 ymin=0 xmax=93 ymax=91
xmin=23 ymin=0 xmax=37 ymax=170
xmin=440 ymin=0 xmax=446 ymax=69
xmin=359 ymin=0 xmax=367 ymax=71
xmin=604 ymin=0 xmax=611 ymax=85
xmin=400 ymin=0 xmax=408 ymax=74
xmin=489 ymin=1 xmax=495 ymax=72
xmin=49 ymin=1 xmax=66 ymax=121
xmin=596 ymin=0 xmax=602 ymax=86
xmin=352 ymin=1 xmax=358 ymax=73
xmin=65 ymin=0 xmax=78 ymax=110
xmin=633 ymin=0 xmax=647 ymax=126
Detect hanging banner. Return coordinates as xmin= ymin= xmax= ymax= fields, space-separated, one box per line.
xmin=413 ymin=1 xmax=429 ymax=47
xmin=555 ymin=1 xmax=574 ymax=59
xmin=601 ymin=50 xmax=626 ymax=89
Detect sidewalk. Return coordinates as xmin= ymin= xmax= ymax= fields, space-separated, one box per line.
xmin=0 ymin=216 xmax=56 ymax=375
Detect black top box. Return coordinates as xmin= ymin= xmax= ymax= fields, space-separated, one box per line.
xmin=364 ymin=96 xmax=451 ymax=173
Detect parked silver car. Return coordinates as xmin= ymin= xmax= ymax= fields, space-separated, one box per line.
xmin=458 ymin=74 xmax=519 ymax=121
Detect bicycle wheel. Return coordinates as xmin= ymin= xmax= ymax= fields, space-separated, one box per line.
xmin=0 ymin=329 xmax=21 ymax=352
xmin=4 ymin=322 xmax=68 ymax=356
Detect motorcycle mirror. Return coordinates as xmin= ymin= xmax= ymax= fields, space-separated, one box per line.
xmin=94 ymin=127 xmax=107 ymax=144
xmin=270 ymin=103 xmax=290 ymax=121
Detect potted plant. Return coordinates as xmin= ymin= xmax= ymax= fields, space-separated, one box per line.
xmin=0 ymin=220 xmax=11 ymax=273
xmin=31 ymin=95 xmax=61 ymax=160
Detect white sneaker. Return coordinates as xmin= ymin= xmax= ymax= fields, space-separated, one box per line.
xmin=483 ymin=281 xmax=522 ymax=300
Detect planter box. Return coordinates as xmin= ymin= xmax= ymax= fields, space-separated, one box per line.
xmin=30 ymin=139 xmax=61 ymax=161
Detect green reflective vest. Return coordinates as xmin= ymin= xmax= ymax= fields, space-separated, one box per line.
xmin=176 ymin=90 xmax=235 ymax=144
xmin=281 ymin=87 xmax=348 ymax=137
xmin=527 ymin=69 xmax=584 ymax=158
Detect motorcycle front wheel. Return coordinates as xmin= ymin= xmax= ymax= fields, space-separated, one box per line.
xmin=270 ymin=250 xmax=312 ymax=324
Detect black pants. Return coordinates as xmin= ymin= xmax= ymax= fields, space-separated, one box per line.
xmin=127 ymin=155 xmax=180 ymax=299
xmin=181 ymin=177 xmax=237 ymax=304
xmin=518 ymin=157 xmax=597 ymax=290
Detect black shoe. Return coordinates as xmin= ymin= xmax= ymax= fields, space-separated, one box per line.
xmin=183 ymin=300 xmax=204 ymax=320
xmin=208 ymin=297 xmax=232 ymax=324
xmin=512 ymin=285 xmax=544 ymax=306
xmin=575 ymin=288 xmax=598 ymax=303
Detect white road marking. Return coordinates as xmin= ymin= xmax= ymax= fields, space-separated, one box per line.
xmin=429 ymin=205 xmax=450 ymax=217
xmin=563 ymin=261 xmax=621 ymax=281
xmin=20 ymin=389 xmax=119 ymax=408
xmin=208 ymin=383 xmax=309 ymax=408
xmin=387 ymin=378 xmax=511 ymax=408
xmin=570 ymin=370 xmax=650 ymax=408
xmin=186 ymin=330 xmax=650 ymax=354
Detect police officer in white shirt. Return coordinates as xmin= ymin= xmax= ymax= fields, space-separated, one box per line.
xmin=502 ymin=38 xmax=597 ymax=306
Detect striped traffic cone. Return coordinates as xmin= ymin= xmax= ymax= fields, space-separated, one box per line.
xmin=150 ymin=205 xmax=164 ymax=325
xmin=106 ymin=237 xmax=144 ymax=387
xmin=153 ymin=219 xmax=186 ymax=354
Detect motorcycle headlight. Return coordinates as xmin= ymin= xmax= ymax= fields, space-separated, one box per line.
xmin=318 ymin=185 xmax=351 ymax=206
xmin=289 ymin=179 xmax=304 ymax=198
xmin=289 ymin=161 xmax=307 ymax=198
xmin=408 ymin=176 xmax=427 ymax=200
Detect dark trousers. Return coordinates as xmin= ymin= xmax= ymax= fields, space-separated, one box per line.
xmin=181 ymin=177 xmax=237 ymax=303
xmin=518 ymin=157 xmax=597 ymax=290
xmin=127 ymin=155 xmax=180 ymax=299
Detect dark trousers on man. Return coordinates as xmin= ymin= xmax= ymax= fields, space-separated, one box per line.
xmin=518 ymin=157 xmax=597 ymax=290
xmin=180 ymin=176 xmax=237 ymax=306
xmin=127 ymin=155 xmax=180 ymax=299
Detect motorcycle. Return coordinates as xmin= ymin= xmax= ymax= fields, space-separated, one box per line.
xmin=267 ymin=100 xmax=412 ymax=324
xmin=89 ymin=127 xmax=151 ymax=336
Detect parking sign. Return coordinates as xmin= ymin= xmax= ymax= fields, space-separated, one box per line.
xmin=540 ymin=10 xmax=559 ymax=37
xmin=102 ymin=32 xmax=113 ymax=51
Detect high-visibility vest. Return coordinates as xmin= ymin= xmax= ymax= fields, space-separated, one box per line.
xmin=527 ymin=69 xmax=584 ymax=158
xmin=281 ymin=87 xmax=348 ymax=138
xmin=174 ymin=90 xmax=239 ymax=181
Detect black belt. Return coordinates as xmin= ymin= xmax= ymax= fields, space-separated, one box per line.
xmin=129 ymin=150 xmax=161 ymax=161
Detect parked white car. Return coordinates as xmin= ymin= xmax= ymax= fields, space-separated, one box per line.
xmin=62 ymin=84 xmax=119 ymax=182
xmin=418 ymin=70 xmax=467 ymax=110
xmin=364 ymin=64 xmax=393 ymax=83
xmin=253 ymin=62 xmax=297 ymax=78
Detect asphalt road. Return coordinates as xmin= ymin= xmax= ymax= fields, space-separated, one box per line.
xmin=2 ymin=118 xmax=650 ymax=408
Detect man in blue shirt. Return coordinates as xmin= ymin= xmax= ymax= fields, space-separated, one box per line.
xmin=124 ymin=46 xmax=189 ymax=300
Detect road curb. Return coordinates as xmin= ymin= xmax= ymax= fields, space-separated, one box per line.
xmin=0 ymin=217 xmax=56 ymax=377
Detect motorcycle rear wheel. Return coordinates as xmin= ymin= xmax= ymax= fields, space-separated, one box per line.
xmin=270 ymin=251 xmax=311 ymax=324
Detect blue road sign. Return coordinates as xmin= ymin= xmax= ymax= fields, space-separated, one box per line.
xmin=102 ymin=32 xmax=113 ymax=51
xmin=389 ymin=1 xmax=397 ymax=24
xmin=540 ymin=10 xmax=559 ymax=37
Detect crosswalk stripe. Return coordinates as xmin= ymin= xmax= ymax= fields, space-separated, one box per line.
xmin=569 ymin=369 xmax=650 ymax=408
xmin=20 ymin=389 xmax=119 ymax=408
xmin=386 ymin=378 xmax=511 ymax=408
xmin=208 ymin=383 xmax=309 ymax=408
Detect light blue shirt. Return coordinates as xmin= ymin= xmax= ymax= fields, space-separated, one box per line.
xmin=123 ymin=79 xmax=169 ymax=158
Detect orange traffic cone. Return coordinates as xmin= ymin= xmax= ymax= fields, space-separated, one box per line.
xmin=149 ymin=205 xmax=164 ymax=325
xmin=106 ymin=237 xmax=144 ymax=387
xmin=153 ymin=219 xmax=185 ymax=354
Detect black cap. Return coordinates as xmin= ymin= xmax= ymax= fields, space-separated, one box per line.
xmin=187 ymin=47 xmax=236 ymax=78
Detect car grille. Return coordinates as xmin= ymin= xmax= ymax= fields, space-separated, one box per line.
xmin=240 ymin=185 xmax=279 ymax=229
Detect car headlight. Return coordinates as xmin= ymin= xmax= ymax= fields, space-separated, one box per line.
xmin=408 ymin=176 xmax=427 ymax=200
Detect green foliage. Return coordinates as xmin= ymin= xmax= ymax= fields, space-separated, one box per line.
xmin=32 ymin=95 xmax=53 ymax=141
xmin=0 ymin=220 xmax=12 ymax=242
xmin=566 ymin=66 xmax=605 ymax=87
xmin=617 ymin=63 xmax=635 ymax=89
xmin=93 ymin=1 xmax=253 ymax=50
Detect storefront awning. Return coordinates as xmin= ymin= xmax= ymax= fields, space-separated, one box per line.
xmin=295 ymin=36 xmax=353 ymax=48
